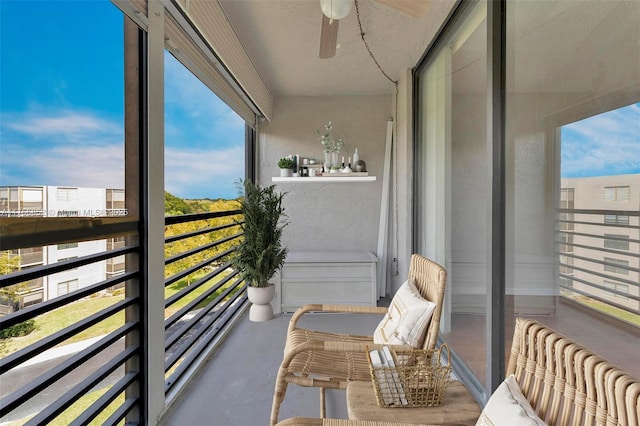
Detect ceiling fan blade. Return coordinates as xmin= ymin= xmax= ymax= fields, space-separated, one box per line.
xmin=375 ymin=0 xmax=430 ymax=18
xmin=319 ymin=14 xmax=339 ymax=59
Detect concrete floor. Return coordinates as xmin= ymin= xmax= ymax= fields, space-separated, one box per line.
xmin=159 ymin=308 xmax=386 ymax=426
xmin=158 ymin=297 xmax=639 ymax=426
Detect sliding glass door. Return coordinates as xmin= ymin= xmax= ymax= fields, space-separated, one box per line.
xmin=414 ymin=0 xmax=489 ymax=397
xmin=415 ymin=0 xmax=640 ymax=402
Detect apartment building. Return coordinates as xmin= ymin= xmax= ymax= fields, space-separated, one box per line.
xmin=0 ymin=186 xmax=125 ymax=311
xmin=560 ymin=174 xmax=640 ymax=315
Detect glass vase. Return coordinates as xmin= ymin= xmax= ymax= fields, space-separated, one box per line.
xmin=324 ymin=151 xmax=331 ymax=173
xmin=330 ymin=151 xmax=340 ymax=170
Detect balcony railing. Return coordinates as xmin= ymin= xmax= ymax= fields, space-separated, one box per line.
xmin=163 ymin=210 xmax=244 ymax=396
xmin=557 ymin=208 xmax=640 ymax=326
xmin=0 ymin=208 xmax=244 ymax=424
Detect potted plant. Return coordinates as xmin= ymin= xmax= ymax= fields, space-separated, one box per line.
xmin=277 ymin=157 xmax=295 ymax=177
xmin=231 ymin=179 xmax=288 ymax=321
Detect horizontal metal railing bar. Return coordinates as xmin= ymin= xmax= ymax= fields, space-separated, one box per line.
xmin=0 ymin=245 xmax=138 ymax=288
xmin=165 ymin=299 xmax=227 ymax=371
xmin=25 ymin=346 xmax=137 ymax=426
xmin=0 ymin=322 xmax=137 ymax=416
xmin=164 ymin=261 xmax=234 ymax=310
xmin=557 ymin=261 xmax=640 ymax=288
xmin=103 ymin=396 xmax=138 ymax=426
xmin=165 ymin=293 xmax=248 ymax=393
xmin=102 ymin=396 xmax=137 ymax=426
xmin=0 ymin=271 xmax=138 ymax=329
xmin=165 ymin=276 xmax=243 ymax=350
xmin=164 ymin=248 xmax=234 ymax=288
xmin=559 ymin=282 xmax=640 ymax=316
xmin=164 ymin=232 xmax=241 ymax=266
xmin=0 ymin=297 xmax=138 ymax=374
xmin=0 ymin=217 xmax=139 ymax=251
xmin=164 ymin=210 xmax=241 ymax=226
xmin=559 ymin=272 xmax=640 ymax=304
xmin=557 ymin=230 xmax=640 ymax=245
xmin=556 ymin=208 xmax=640 ymax=216
xmin=70 ymin=371 xmax=138 ymax=426
xmin=555 ymin=241 xmax=640 ymax=259
xmin=164 ymin=272 xmax=238 ymax=336
xmin=557 ymin=252 xmax=640 ymax=274
xmin=556 ymin=219 xmax=639 ymax=230
xmin=165 ymin=220 xmax=241 ymax=244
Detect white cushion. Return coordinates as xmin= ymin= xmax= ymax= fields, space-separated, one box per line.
xmin=373 ymin=279 xmax=436 ymax=347
xmin=476 ymin=374 xmax=547 ymax=426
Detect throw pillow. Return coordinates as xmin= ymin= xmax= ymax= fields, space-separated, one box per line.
xmin=476 ymin=374 xmax=547 ymax=426
xmin=373 ymin=279 xmax=436 ymax=347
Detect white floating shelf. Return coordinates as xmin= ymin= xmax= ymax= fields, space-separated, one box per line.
xmin=272 ymin=176 xmax=376 ymax=183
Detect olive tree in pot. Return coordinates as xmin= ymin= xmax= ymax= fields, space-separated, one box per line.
xmin=232 ymin=179 xmax=288 ymax=321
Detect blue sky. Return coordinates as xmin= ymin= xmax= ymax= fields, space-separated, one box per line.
xmin=561 ymin=103 xmax=640 ymax=178
xmin=1 ymin=2 xmax=638 ymax=197
xmin=0 ymin=0 xmax=244 ymax=200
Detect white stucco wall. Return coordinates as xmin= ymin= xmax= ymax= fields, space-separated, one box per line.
xmin=257 ymin=95 xmax=391 ymax=262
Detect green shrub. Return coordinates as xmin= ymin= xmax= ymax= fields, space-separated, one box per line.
xmin=0 ymin=320 xmax=36 ymax=339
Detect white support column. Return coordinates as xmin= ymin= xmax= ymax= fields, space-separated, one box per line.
xmin=146 ymin=1 xmax=166 ymax=423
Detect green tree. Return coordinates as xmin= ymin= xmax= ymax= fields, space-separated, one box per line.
xmin=0 ymin=251 xmax=20 ymax=275
xmin=163 ymin=197 xmax=242 ymax=283
xmin=165 ymin=191 xmax=194 ymax=216
xmin=0 ymin=251 xmax=25 ymax=303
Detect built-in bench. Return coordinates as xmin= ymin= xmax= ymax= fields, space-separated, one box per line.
xmin=274 ymin=251 xmax=377 ymax=314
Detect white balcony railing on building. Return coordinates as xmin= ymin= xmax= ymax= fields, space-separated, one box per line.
xmin=557 ymin=208 xmax=640 ymax=326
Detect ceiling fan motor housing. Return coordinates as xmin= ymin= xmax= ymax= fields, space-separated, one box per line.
xmin=320 ymin=0 xmax=352 ymax=20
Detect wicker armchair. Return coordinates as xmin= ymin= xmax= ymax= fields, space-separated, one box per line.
xmin=506 ymin=317 xmax=640 ymax=426
xmin=270 ymin=254 xmax=447 ymax=426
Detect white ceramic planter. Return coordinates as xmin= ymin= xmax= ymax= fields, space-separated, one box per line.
xmin=247 ymin=284 xmax=275 ymax=321
xmin=280 ymin=168 xmax=292 ymax=177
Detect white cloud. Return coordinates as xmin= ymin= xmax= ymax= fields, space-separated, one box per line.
xmin=165 ymin=146 xmax=244 ymax=199
xmin=561 ymin=103 xmax=640 ymax=177
xmin=1 ymin=109 xmax=124 ymax=188
xmin=39 ymin=145 xmax=124 ymax=187
xmin=3 ymin=109 xmax=122 ymax=145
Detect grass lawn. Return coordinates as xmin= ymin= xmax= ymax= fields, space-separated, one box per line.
xmin=5 ymin=386 xmax=125 ymax=426
xmin=580 ymin=298 xmax=640 ymax=326
xmin=164 ymin=269 xmax=236 ymax=318
xmin=1 ymin=270 xmax=240 ymax=357
xmin=0 ymin=294 xmax=125 ymax=357
xmin=562 ymin=290 xmax=640 ymax=326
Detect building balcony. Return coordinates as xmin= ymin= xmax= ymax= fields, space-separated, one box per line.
xmin=1 ymin=208 xmax=638 ymax=424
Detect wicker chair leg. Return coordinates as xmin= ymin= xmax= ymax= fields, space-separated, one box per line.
xmin=271 ymin=366 xmax=290 ymax=426
xmin=320 ymin=387 xmax=326 ymax=418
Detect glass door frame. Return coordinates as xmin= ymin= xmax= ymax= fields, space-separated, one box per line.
xmin=412 ymin=0 xmax=507 ymax=402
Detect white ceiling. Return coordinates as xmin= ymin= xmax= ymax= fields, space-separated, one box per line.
xmin=218 ymin=0 xmax=639 ymax=101
xmin=218 ymin=0 xmax=456 ymax=97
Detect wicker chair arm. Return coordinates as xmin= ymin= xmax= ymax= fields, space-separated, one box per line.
xmin=322 ymin=341 xmax=416 ymax=353
xmin=276 ymin=418 xmax=439 ymax=426
xmin=288 ymin=304 xmax=388 ymax=331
